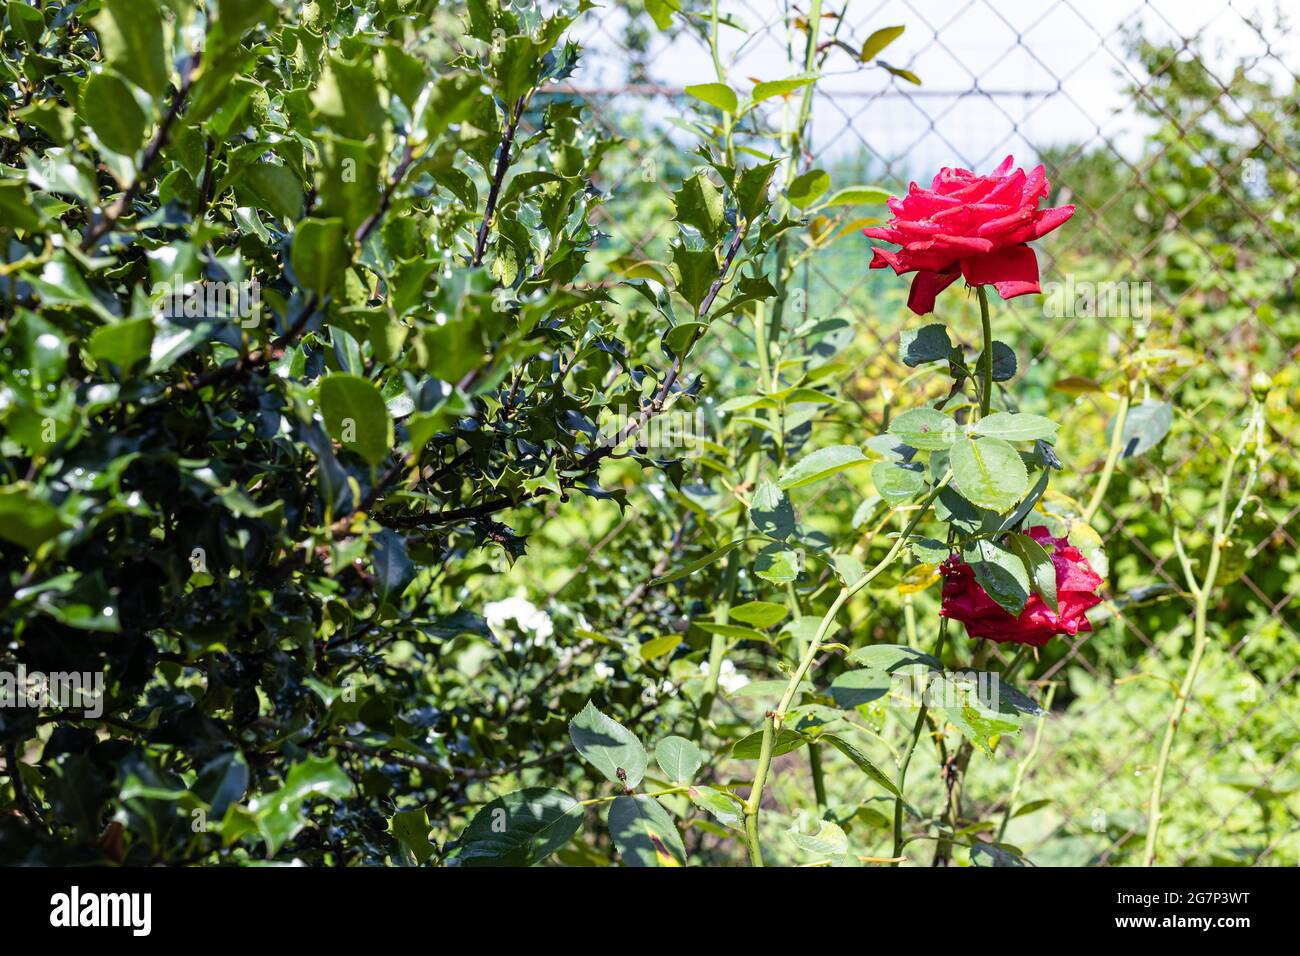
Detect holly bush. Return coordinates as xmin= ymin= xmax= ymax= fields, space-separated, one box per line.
xmin=1 ymin=0 xmax=673 ymax=863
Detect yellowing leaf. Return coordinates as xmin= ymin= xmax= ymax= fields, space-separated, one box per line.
xmin=898 ymin=563 xmax=941 ymax=594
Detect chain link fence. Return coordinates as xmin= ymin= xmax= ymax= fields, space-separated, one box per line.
xmin=526 ymin=0 xmax=1300 ymax=864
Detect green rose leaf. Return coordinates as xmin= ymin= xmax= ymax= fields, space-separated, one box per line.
xmin=650 ymin=538 xmax=750 ymax=586
xmin=973 ymin=412 xmax=1060 ymax=442
xmin=848 ymin=644 xmax=942 ymax=673
xmin=778 ymin=444 xmax=870 ymax=490
xmin=655 ymin=736 xmax=704 ymax=783
xmin=872 ymin=460 xmax=926 ymax=502
xmin=694 ymin=622 xmax=770 ymax=644
xmin=822 ymin=185 xmax=891 ymax=206
xmin=729 ymin=600 xmax=788 ymax=628
xmin=788 ymin=816 xmax=850 ymax=859
xmin=1116 ymin=400 xmax=1174 ymax=458
xmin=978 ymin=341 xmax=1017 ymax=382
xmin=749 ymin=478 xmax=796 ymax=540
xmin=899 ymin=323 xmax=956 ymax=366
xmin=689 ymin=786 xmax=743 ymax=829
xmin=459 ymin=788 xmax=584 ymax=867
xmin=639 ymin=634 xmax=680 ymax=661
xmin=889 ymin=407 xmax=957 ymax=450
xmin=828 ymin=668 xmax=891 ymax=709
xmin=608 ymin=795 xmax=686 ymax=867
xmin=755 ymin=545 xmax=802 ymax=585
xmin=732 ymin=728 xmax=807 ymax=759
xmin=950 ymin=435 xmax=1029 ymax=513
xmin=569 ymin=700 xmax=648 ymax=789
xmin=962 ymin=537 xmax=1032 ymax=616
xmin=820 ymin=734 xmax=900 ymax=796
xmin=1007 ymin=532 xmax=1059 ymax=613
xmin=788 ymin=168 xmax=830 ymax=209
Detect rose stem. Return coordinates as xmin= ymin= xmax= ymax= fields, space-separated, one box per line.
xmin=976 ymin=285 xmax=993 ymax=417
xmin=742 ymin=476 xmax=951 ymax=866
xmin=1081 ymin=384 xmax=1132 ymax=526
xmin=995 ymin=682 xmax=1056 ymax=843
xmin=1143 ymin=398 xmax=1263 ymax=865
xmin=892 ymin=614 xmax=951 ymax=864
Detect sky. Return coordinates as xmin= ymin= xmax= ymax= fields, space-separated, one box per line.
xmin=569 ymin=0 xmax=1297 ymax=180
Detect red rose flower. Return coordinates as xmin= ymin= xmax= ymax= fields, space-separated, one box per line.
xmin=864 ymin=156 xmax=1075 ymax=315
xmin=939 ymin=526 xmax=1103 ymax=647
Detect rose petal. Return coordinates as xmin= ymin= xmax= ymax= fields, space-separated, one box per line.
xmin=869 ymin=246 xmax=903 ymax=272
xmin=907 ymin=269 xmax=960 ymax=314
xmin=960 ymin=244 xmax=1040 ymax=298
xmin=1034 ymin=204 xmax=1075 ymax=239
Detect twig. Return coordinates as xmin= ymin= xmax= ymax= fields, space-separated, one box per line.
xmin=81 ymin=51 xmax=201 ymax=251
xmin=175 ymin=294 xmax=319 ymax=393
xmin=471 ymin=96 xmax=526 ymax=267
xmin=330 ymin=738 xmax=562 ymax=779
xmin=354 ymin=141 xmax=417 ymax=246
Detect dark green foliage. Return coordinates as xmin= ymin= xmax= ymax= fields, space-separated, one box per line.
xmin=0 ymin=0 xmax=729 ymax=864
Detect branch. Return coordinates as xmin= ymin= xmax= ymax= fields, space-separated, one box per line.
xmin=471 ymin=96 xmax=526 ymax=267
xmin=353 ymin=141 xmax=417 ymax=246
xmin=330 ymin=738 xmax=562 ymax=780
xmin=174 ymin=294 xmax=319 ymax=394
xmin=80 ymin=51 xmax=201 ymax=251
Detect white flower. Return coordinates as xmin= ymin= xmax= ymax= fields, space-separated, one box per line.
xmin=593 ymin=662 xmax=615 ymax=681
xmin=699 ymin=659 xmax=749 ymax=694
xmin=642 ymin=677 xmax=677 ymax=706
xmin=483 ymin=596 xmax=554 ymax=647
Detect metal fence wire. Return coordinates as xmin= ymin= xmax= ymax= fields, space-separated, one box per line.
xmin=518 ymin=0 xmax=1300 ymax=864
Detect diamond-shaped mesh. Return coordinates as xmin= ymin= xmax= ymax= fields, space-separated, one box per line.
xmin=545 ymin=0 xmax=1300 ymax=865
